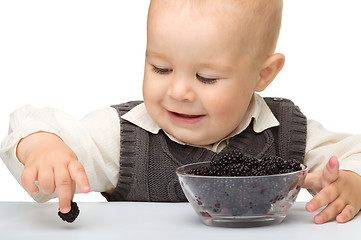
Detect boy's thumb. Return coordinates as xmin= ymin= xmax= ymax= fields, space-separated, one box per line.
xmin=321 ymin=156 xmax=339 ymax=187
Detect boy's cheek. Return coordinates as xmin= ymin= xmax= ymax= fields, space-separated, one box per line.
xmin=207 ymin=94 xmax=242 ymax=116
xmin=143 ymin=80 xmax=162 ymax=102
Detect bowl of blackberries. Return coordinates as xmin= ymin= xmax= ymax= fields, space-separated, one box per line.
xmin=176 ymin=150 xmax=308 ymax=227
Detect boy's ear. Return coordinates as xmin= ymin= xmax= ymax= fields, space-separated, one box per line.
xmin=255 ymin=53 xmax=285 ymax=92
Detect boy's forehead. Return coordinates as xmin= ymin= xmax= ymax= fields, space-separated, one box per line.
xmin=148 ymin=0 xmax=254 ymax=37
xmin=149 ymin=0 xmax=244 ymax=17
xmin=148 ymin=0 xmax=283 ymax=59
xmin=148 ymin=0 xmax=282 ymax=38
xmin=148 ymin=0 xmax=281 ymax=18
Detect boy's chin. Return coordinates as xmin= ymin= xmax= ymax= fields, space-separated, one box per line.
xmin=169 ymin=130 xmax=216 ymax=147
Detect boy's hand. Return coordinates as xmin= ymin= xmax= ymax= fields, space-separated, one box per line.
xmin=302 ymin=156 xmax=361 ymax=224
xmin=16 ymin=131 xmax=91 ymax=213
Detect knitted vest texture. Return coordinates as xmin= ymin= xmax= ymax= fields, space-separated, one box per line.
xmin=101 ymin=97 xmax=307 ymax=202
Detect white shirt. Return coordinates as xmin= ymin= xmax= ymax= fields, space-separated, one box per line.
xmin=1 ymin=93 xmax=361 ymax=202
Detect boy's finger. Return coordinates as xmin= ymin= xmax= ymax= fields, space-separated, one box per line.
xmin=336 ymin=204 xmax=356 ymax=223
xmin=302 ymin=171 xmax=322 ymax=190
xmin=306 ymin=185 xmax=340 ymax=213
xmin=302 ymin=156 xmax=340 ymax=191
xmin=68 ymin=161 xmax=91 ymax=193
xmin=54 ymin=169 xmax=73 ymax=213
xmin=21 ymin=167 xmax=40 ymax=194
xmin=321 ymin=156 xmax=339 ymax=187
xmin=37 ymin=167 xmax=55 ymax=195
xmin=313 ymin=198 xmax=345 ymax=224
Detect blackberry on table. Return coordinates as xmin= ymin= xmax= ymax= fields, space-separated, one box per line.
xmin=58 ymin=201 xmax=80 ymax=223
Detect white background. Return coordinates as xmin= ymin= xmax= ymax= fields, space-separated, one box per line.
xmin=1 ymin=0 xmax=361 ymax=203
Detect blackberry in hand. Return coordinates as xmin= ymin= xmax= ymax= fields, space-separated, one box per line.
xmin=58 ymin=201 xmax=80 ymax=223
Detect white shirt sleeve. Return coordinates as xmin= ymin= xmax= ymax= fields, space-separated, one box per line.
xmin=0 ymin=105 xmax=120 ymax=203
xmin=305 ymin=119 xmax=361 ymax=176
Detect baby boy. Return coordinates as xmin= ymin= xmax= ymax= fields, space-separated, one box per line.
xmin=1 ymin=0 xmax=361 ymax=224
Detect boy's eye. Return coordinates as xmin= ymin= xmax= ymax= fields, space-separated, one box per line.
xmin=196 ymin=74 xmax=218 ymax=84
xmin=152 ymin=66 xmax=172 ymax=74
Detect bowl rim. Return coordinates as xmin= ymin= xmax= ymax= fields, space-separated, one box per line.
xmin=176 ymin=161 xmax=308 ymax=179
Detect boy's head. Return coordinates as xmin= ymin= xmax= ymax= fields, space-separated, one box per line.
xmin=142 ymin=0 xmax=285 ymax=146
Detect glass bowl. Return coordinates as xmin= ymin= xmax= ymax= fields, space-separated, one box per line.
xmin=176 ymin=161 xmax=308 ymax=227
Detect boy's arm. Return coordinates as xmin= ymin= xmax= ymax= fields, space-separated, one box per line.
xmin=305 ymin=119 xmax=361 ymax=175
xmin=303 ymin=119 xmax=361 ymax=223
xmin=0 ymin=105 xmax=121 ymax=206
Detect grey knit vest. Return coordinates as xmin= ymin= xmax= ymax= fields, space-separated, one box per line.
xmin=101 ymin=97 xmax=307 ymax=202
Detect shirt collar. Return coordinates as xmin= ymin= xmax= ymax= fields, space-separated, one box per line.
xmin=121 ymin=93 xmax=279 ymax=151
xmin=121 ymin=103 xmax=160 ymax=134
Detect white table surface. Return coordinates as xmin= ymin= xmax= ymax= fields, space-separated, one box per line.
xmin=0 ymin=201 xmax=359 ymax=240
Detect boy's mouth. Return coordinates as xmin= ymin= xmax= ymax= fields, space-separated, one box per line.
xmin=168 ymin=111 xmax=205 ymax=124
xmin=176 ymin=113 xmax=200 ymax=118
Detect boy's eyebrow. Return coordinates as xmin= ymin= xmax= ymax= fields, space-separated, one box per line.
xmin=198 ymin=62 xmax=233 ymax=73
xmin=146 ymin=50 xmax=232 ymax=73
xmin=146 ymin=50 xmax=166 ymax=59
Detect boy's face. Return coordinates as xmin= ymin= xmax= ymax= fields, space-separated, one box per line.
xmin=143 ymin=1 xmax=264 ymax=146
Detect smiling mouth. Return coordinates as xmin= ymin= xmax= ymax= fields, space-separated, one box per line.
xmin=175 ymin=113 xmax=201 ymax=118
xmin=168 ymin=111 xmax=205 ymax=124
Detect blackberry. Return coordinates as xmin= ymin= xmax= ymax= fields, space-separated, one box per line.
xmin=187 ymin=150 xmax=302 ymax=177
xmin=58 ymin=201 xmax=80 ymax=223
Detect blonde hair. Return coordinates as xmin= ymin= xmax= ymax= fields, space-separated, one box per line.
xmin=238 ymin=0 xmax=283 ymax=60
xmin=148 ymin=0 xmax=283 ymax=61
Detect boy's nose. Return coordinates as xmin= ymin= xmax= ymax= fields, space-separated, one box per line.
xmin=167 ymin=75 xmax=196 ymax=102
